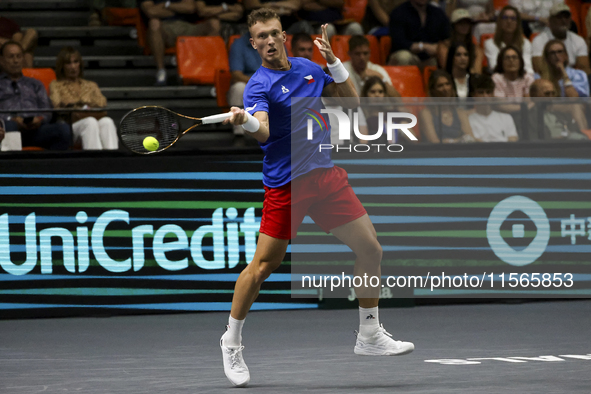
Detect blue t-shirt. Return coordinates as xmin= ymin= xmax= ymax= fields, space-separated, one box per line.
xmin=243 ymin=57 xmax=335 ymax=188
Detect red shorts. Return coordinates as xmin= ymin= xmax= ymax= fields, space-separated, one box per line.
xmin=259 ymin=166 xmax=367 ymax=240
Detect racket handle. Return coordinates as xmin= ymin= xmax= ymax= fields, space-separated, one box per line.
xmin=201 ymin=112 xmax=232 ymax=124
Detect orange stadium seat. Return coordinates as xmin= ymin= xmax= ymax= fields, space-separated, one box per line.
xmin=383 ymin=66 xmax=425 ymax=141
xmin=284 ymin=34 xmax=293 ymax=56
xmin=493 ymin=0 xmax=509 ymax=11
xmin=310 ymin=34 xmax=326 ymax=66
xmin=176 ymin=36 xmax=229 ymax=85
xmin=565 ymin=0 xmax=582 ymax=33
xmin=342 ymin=0 xmax=368 ymax=24
xmin=330 ymin=35 xmax=380 ymax=64
xmin=379 ymin=36 xmax=391 ymax=65
xmin=422 ymin=65 xmax=437 ymax=91
xmin=214 ymin=69 xmax=232 ymax=108
xmin=22 ymin=68 xmax=56 ymax=94
xmin=102 ymin=7 xmax=140 ymax=26
xmin=383 ymin=66 xmax=426 ymax=98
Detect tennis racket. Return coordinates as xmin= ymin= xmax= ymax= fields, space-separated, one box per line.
xmin=118 ymin=106 xmax=232 ymax=154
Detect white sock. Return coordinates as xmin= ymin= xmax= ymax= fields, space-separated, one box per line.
xmin=224 ymin=315 xmax=244 ymax=347
xmin=359 ymin=306 xmax=380 ymax=337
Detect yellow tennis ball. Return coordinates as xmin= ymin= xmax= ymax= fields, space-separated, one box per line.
xmin=143 ymin=136 xmax=159 ymax=151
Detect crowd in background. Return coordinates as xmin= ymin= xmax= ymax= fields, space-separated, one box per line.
xmin=2 ymin=0 xmax=591 ymax=151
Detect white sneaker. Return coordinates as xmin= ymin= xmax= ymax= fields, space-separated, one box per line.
xmin=155 ymin=69 xmax=167 ymax=86
xmin=354 ymin=324 xmax=414 ymax=356
xmin=220 ymin=331 xmax=250 ymax=387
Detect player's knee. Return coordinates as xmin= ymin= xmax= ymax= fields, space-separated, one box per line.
xmin=358 ymin=240 xmax=382 ymax=262
xmin=251 ymin=259 xmax=281 ymax=283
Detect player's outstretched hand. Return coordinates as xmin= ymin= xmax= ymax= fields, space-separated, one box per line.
xmin=314 ymin=24 xmax=336 ymax=64
xmin=224 ymin=106 xmax=247 ymax=126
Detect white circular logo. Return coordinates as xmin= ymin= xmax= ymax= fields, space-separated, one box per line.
xmin=486 ymin=196 xmax=550 ymax=266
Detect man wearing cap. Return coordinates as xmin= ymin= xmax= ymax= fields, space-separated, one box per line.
xmin=531 ymin=3 xmax=590 ymax=75
xmin=437 ymin=8 xmax=484 ymax=74
xmin=387 ymin=0 xmax=450 ymax=68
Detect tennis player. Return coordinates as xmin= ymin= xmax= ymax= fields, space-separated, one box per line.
xmin=220 ymin=8 xmax=414 ymax=387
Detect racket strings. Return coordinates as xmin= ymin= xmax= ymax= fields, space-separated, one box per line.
xmin=120 ymin=108 xmax=180 ymax=153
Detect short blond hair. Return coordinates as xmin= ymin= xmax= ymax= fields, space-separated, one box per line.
xmin=247 ymin=8 xmax=281 ymax=28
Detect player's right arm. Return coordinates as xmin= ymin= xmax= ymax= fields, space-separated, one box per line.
xmin=225 ymin=107 xmax=270 ymax=143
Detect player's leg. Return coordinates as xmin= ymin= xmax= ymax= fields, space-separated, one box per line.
xmin=330 ymin=214 xmax=381 ymax=307
xmin=331 ymin=215 xmax=414 ymax=356
xmin=220 ymin=234 xmax=288 ymax=387
xmin=230 ymin=233 xmax=289 ymax=321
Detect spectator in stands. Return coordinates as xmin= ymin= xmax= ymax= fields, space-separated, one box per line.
xmin=445 ymin=0 xmax=495 ymax=42
xmin=420 ymin=69 xmax=475 ymax=143
xmin=291 ymin=32 xmax=314 ymax=60
xmin=0 ymin=15 xmax=38 ymax=68
xmin=532 ymin=3 xmax=590 ymax=74
xmin=388 ymin=0 xmax=450 ymax=67
xmin=529 ymin=78 xmax=590 ymax=140
xmin=356 ymin=76 xmax=390 ymax=144
xmin=344 ymin=35 xmax=400 ymax=97
xmin=49 ymin=47 xmax=118 ymax=150
xmin=243 ymin=0 xmax=301 ymax=33
xmin=485 ymin=5 xmax=534 ymax=74
xmin=538 ymin=39 xmax=589 ymax=97
xmin=227 ymin=32 xmax=262 ymax=136
xmin=140 ymin=0 xmax=219 ymax=86
xmin=88 ymin=0 xmax=138 ymax=26
xmin=492 ymin=46 xmax=534 ymax=99
xmin=437 ymin=9 xmax=483 ymax=74
xmin=0 ymin=41 xmax=71 ymax=150
xmin=195 ymin=1 xmax=245 ymax=42
xmin=468 ymin=73 xmax=519 ymax=142
xmin=296 ymin=0 xmax=363 ymax=40
xmin=363 ymin=0 xmax=406 ymax=37
xmin=445 ymin=43 xmax=474 ymax=98
xmin=509 ymin=0 xmax=569 ymax=37
xmin=536 ymin=39 xmax=591 ymax=135
xmin=357 ymin=76 xmax=416 ymax=144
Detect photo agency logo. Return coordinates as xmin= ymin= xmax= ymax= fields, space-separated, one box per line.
xmin=305 ymin=108 xmax=418 ymax=153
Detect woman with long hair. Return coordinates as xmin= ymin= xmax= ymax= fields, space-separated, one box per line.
xmin=445 ymin=42 xmax=473 ymax=98
xmin=49 ymin=46 xmax=118 ymax=150
xmin=437 ymin=8 xmax=483 ymax=74
xmin=537 ymin=39 xmax=590 ymax=134
xmin=492 ymin=46 xmax=534 ymax=101
xmin=420 ymin=69 xmax=475 ymax=143
xmin=484 ymin=5 xmax=533 ymax=74
xmin=539 ymin=39 xmax=589 ymax=97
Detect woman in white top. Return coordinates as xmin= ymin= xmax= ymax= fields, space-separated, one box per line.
xmin=445 ymin=42 xmax=473 ymax=98
xmin=484 ymin=5 xmax=534 ymax=74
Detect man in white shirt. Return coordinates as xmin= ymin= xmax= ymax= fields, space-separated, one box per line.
xmin=343 ymin=35 xmax=399 ymax=97
xmin=468 ymin=74 xmax=519 ymax=142
xmin=532 ymin=3 xmax=590 ymax=74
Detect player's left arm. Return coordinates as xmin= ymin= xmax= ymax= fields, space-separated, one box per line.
xmin=315 ymin=24 xmax=360 ymax=109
